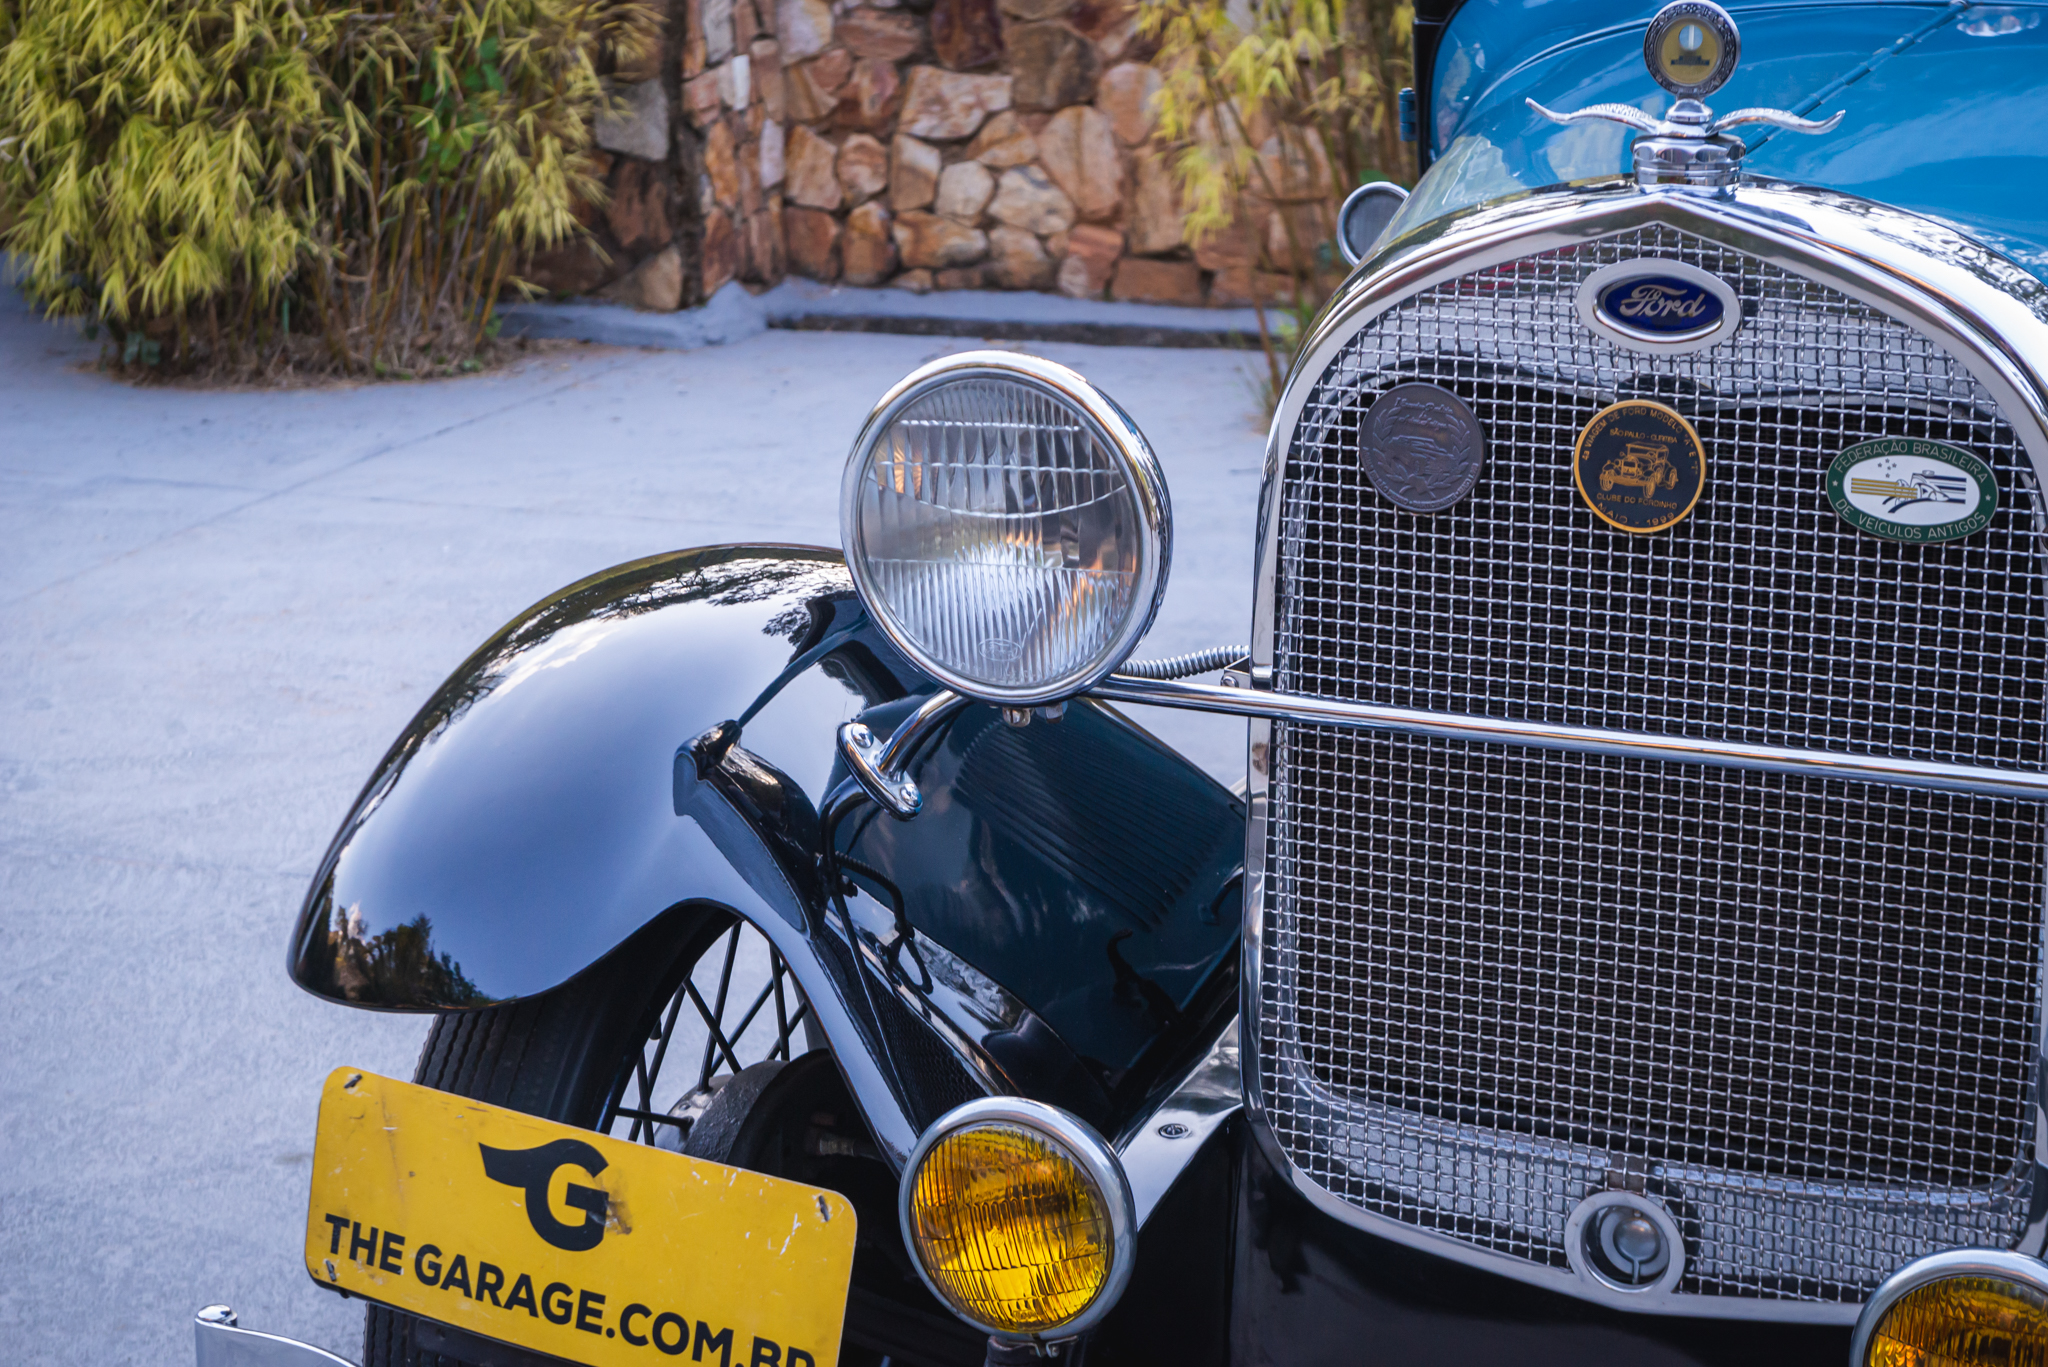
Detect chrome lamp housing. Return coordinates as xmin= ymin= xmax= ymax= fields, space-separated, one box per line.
xmin=839 ymin=351 xmax=1172 ymax=708
xmin=896 ymin=1096 xmax=1138 ymax=1344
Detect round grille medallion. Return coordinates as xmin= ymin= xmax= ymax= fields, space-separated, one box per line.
xmin=1360 ymin=383 xmax=1487 ymax=513
xmin=1573 ymin=399 xmax=1707 ymax=534
xmin=1643 ymin=0 xmax=1740 ymax=97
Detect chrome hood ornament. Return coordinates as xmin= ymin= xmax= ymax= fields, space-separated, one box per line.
xmin=1527 ymin=1 xmax=1843 ymax=190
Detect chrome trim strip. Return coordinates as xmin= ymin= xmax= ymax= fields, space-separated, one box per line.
xmin=195 ymin=1307 xmax=358 ymax=1367
xmin=898 ymin=1097 xmax=1138 ymax=1341
xmin=1847 ymin=1248 xmax=2048 ymax=1364
xmin=1236 ymin=178 xmax=2048 ymax=1322
xmin=1115 ymin=1017 xmax=1242 ymax=1227
xmin=1091 ymin=674 xmax=2048 ymax=802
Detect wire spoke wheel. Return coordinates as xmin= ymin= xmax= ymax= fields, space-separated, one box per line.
xmin=600 ymin=915 xmax=809 ymax=1151
xmin=364 ymin=905 xmax=979 ymax=1367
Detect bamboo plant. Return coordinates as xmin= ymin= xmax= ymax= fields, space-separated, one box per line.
xmin=1140 ymin=0 xmax=1412 ymax=411
xmin=0 ymin=0 xmax=646 ymax=379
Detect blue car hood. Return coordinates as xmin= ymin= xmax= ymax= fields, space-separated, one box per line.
xmin=1417 ymin=1 xmax=2048 ymax=279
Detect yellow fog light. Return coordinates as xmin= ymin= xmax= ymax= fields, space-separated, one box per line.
xmin=898 ymin=1098 xmax=1135 ymax=1339
xmin=1853 ymin=1251 xmax=2048 ymax=1367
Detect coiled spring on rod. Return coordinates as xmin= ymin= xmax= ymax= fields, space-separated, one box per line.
xmin=1113 ymin=645 xmax=1251 ymax=680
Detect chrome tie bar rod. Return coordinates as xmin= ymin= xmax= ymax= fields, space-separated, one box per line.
xmin=1088 ymin=673 xmax=2048 ymax=804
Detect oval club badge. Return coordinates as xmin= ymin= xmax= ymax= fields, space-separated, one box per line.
xmin=1361 ymin=382 xmax=1487 ymax=513
xmin=1574 ymin=400 xmax=1707 ymax=534
xmin=1826 ymin=437 xmax=1997 ymax=543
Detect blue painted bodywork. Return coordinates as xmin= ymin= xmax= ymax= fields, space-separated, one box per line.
xmin=1415 ymin=1 xmax=2048 ymax=278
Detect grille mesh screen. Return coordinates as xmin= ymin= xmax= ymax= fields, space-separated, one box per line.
xmin=1260 ymin=223 xmax=2048 ymax=1305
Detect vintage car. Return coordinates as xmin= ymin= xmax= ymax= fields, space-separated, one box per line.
xmin=204 ymin=2 xmax=2048 ymax=1366
xmin=1600 ymin=443 xmax=1681 ymax=493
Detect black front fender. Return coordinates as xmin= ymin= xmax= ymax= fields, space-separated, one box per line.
xmin=291 ymin=541 xmax=1244 ymax=1154
xmin=290 ymin=544 xmax=870 ymax=1009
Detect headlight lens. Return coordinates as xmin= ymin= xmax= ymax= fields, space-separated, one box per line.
xmin=1855 ymin=1252 xmax=2048 ymax=1367
xmin=899 ymin=1100 xmax=1134 ymax=1338
xmin=841 ymin=352 xmax=1170 ymax=705
xmin=1867 ymin=1275 xmax=2048 ymax=1366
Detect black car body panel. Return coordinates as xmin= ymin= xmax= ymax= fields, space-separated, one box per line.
xmin=290 ymin=544 xmax=1242 ymax=1144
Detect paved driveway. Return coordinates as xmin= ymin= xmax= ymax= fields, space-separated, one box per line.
xmin=0 ymin=289 xmax=1264 ymax=1364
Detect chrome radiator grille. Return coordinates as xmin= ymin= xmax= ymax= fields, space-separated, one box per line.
xmin=1259 ymin=223 xmax=2048 ymax=1305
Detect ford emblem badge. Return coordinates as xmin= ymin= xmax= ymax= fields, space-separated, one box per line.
xmin=1576 ymin=259 xmax=1740 ymax=354
xmin=1597 ymin=275 xmax=1724 ymax=335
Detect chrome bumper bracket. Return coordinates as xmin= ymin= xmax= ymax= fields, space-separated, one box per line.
xmin=195 ymin=1306 xmax=358 ymax=1367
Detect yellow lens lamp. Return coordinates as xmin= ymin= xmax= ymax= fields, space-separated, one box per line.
xmin=1853 ymin=1249 xmax=2048 ymax=1367
xmin=898 ymin=1098 xmax=1136 ymax=1343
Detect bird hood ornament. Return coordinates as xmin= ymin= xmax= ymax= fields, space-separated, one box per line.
xmin=1526 ymin=1 xmax=1844 ymax=190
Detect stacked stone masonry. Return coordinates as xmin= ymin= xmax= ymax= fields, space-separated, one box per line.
xmin=524 ymin=0 xmax=1326 ymax=307
xmin=683 ymin=0 xmax=791 ymax=298
xmin=764 ymin=0 xmax=1208 ymax=304
xmin=521 ymin=0 xmax=788 ymax=309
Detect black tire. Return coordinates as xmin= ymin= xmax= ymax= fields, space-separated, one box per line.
xmin=358 ymin=904 xmax=978 ymax=1367
xmin=363 ymin=904 xmax=731 ymax=1367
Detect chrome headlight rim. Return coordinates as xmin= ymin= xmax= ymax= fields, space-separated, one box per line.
xmin=896 ymin=1095 xmax=1138 ymax=1342
xmin=839 ymin=350 xmax=1173 ymax=707
xmin=1849 ymin=1248 xmax=2048 ymax=1365
xmin=1335 ymin=180 xmax=1409 ymax=268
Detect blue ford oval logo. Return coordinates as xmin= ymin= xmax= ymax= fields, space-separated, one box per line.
xmin=1595 ymin=275 xmax=1725 ymax=336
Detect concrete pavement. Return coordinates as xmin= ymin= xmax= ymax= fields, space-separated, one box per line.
xmin=0 ymin=290 xmax=1265 ymax=1364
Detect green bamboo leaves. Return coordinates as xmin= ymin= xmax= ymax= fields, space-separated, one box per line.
xmin=0 ymin=0 xmax=648 ymax=377
xmin=1138 ymin=0 xmax=1410 ymax=410
xmin=0 ymin=0 xmax=340 ymax=342
xmin=1142 ymin=0 xmax=1410 ymax=239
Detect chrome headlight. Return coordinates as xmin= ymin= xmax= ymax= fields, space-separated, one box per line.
xmin=840 ymin=352 xmax=1171 ymax=705
xmin=1852 ymin=1249 xmax=2048 ymax=1367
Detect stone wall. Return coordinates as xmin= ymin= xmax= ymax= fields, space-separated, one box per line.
xmin=771 ymin=0 xmax=1215 ymax=302
xmin=527 ymin=0 xmax=1302 ymax=308
xmin=681 ymin=0 xmax=791 ymax=298
xmin=525 ymin=0 xmax=792 ymax=309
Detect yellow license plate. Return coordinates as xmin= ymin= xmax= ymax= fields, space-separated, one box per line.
xmin=305 ymin=1068 xmax=856 ymax=1367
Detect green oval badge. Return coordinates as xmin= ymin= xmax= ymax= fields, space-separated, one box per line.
xmin=1825 ymin=438 xmax=1998 ymax=543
